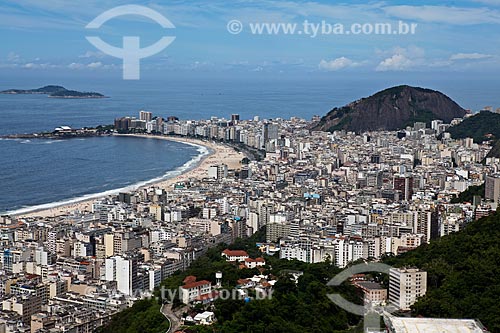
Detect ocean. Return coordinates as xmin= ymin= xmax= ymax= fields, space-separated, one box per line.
xmin=0 ymin=74 xmax=499 ymax=213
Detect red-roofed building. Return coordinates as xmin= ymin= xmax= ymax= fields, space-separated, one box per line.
xmin=183 ymin=275 xmax=197 ymax=284
xmin=236 ymin=279 xmax=255 ymax=288
xmin=221 ymin=249 xmax=249 ymax=262
xmin=243 ymin=257 xmax=266 ymax=269
xmin=180 ymin=279 xmax=212 ymax=304
xmin=195 ymin=290 xmax=219 ymax=304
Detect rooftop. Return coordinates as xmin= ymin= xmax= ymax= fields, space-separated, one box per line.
xmin=181 ymin=280 xmax=211 ymax=290
xmin=355 ymin=281 xmax=385 ymax=290
xmin=385 ymin=314 xmax=489 ymax=333
xmin=222 ymin=249 xmax=249 ymax=257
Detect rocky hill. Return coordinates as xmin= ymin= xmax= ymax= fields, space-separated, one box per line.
xmin=311 ymin=85 xmax=466 ymax=132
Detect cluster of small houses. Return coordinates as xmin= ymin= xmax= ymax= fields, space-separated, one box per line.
xmin=179 ymin=249 xmax=272 ymax=327
xmin=177 ymin=249 xmax=390 ymax=329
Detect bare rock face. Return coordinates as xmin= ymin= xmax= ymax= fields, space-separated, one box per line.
xmin=310 ymin=85 xmax=466 ymax=132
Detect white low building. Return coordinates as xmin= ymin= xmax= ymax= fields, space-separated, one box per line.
xmin=221 ymin=249 xmax=249 ymax=262
xmin=193 ymin=311 xmax=215 ymax=325
xmin=384 ymin=313 xmax=489 ymax=333
xmin=180 ymin=280 xmax=212 ymax=304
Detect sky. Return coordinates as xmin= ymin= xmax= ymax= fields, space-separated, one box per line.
xmin=1 ymin=0 xmax=500 ymax=79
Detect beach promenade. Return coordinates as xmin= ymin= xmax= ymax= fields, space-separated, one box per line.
xmin=14 ymin=134 xmax=244 ymax=219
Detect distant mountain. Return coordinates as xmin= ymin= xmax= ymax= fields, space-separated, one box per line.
xmin=310 ymin=85 xmax=466 ymax=132
xmin=0 ymin=85 xmax=106 ymax=98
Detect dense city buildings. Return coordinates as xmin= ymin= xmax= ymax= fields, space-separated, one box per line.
xmin=0 ymin=109 xmax=498 ymax=331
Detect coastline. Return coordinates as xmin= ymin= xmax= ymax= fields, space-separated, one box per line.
xmin=8 ymin=134 xmax=244 ymax=219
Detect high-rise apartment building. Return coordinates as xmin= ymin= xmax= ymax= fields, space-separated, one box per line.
xmin=414 ymin=210 xmax=439 ymax=243
xmin=139 ymin=110 xmax=153 ymax=122
xmin=231 ymin=114 xmax=240 ymax=123
xmin=393 ymin=175 xmax=414 ymax=201
xmin=207 ymin=164 xmax=228 ymax=180
xmin=485 ymin=174 xmax=500 ymax=203
xmin=105 ymin=256 xmax=139 ymax=296
xmin=389 ymin=268 xmax=427 ymax=311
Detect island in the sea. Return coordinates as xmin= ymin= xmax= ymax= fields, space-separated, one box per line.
xmin=0 ymin=85 xmax=107 ymax=99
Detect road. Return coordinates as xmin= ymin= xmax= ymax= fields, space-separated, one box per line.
xmin=161 ymin=303 xmax=181 ymax=333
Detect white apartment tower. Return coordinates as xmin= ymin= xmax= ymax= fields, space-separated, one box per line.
xmin=389 ymin=267 xmax=427 ymax=311
xmin=105 ymin=256 xmax=138 ymax=296
xmin=207 ymin=164 xmax=228 ymax=179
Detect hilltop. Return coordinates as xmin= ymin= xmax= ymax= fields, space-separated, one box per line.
xmin=310 ymin=85 xmax=466 ymax=132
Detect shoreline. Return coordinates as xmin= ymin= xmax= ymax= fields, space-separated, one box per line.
xmin=7 ymin=134 xmax=244 ymax=219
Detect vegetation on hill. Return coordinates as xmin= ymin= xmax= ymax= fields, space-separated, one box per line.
xmin=99 ymin=208 xmax=500 ymax=333
xmin=95 ymin=299 xmax=169 ymax=333
xmin=0 ymin=85 xmax=65 ymax=94
xmin=98 ymin=229 xmax=362 ymax=333
xmin=486 ymin=140 xmax=500 ymax=159
xmin=444 ymin=111 xmax=500 ymax=158
xmin=0 ymin=85 xmax=105 ymax=98
xmin=384 ymin=209 xmax=500 ymax=331
xmin=163 ymin=229 xmax=362 ymax=332
xmin=446 ymin=111 xmax=500 ymax=144
xmin=49 ymin=89 xmax=104 ymax=98
xmin=450 ymin=183 xmax=485 ymax=203
xmin=200 ymin=268 xmax=360 ymax=332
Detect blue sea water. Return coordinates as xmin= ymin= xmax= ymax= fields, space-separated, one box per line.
xmin=0 ymin=136 xmax=203 ymax=214
xmin=0 ymin=74 xmax=499 ymax=213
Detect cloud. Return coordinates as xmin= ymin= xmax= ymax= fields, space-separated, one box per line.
xmin=384 ymin=5 xmax=500 ymax=25
xmin=22 ymin=63 xmax=55 ymax=69
xmin=374 ymin=48 xmax=498 ymax=71
xmin=376 ymin=46 xmax=425 ymax=59
xmin=376 ymin=54 xmax=414 ymax=71
xmin=7 ymin=52 xmax=21 ymax=63
xmin=251 ymin=1 xmax=383 ymax=21
xmin=79 ymin=51 xmax=104 ymax=59
xmin=67 ymin=61 xmax=116 ymax=70
xmin=450 ymin=53 xmax=493 ymax=60
xmin=87 ymin=61 xmax=103 ymax=69
xmin=68 ymin=62 xmax=84 ymax=69
xmin=375 ymin=46 xmax=425 ymax=71
xmin=318 ymin=57 xmax=356 ymax=71
xmin=176 ymin=60 xmax=216 ymax=71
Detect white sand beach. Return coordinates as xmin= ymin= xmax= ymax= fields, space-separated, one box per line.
xmin=14 ymin=135 xmax=245 ymax=219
